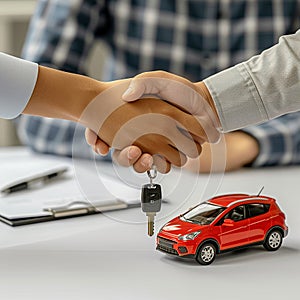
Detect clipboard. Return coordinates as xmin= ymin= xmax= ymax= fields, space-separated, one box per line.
xmin=0 ymin=149 xmax=144 ymax=227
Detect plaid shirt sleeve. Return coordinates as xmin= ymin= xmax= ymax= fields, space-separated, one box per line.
xmin=242 ymin=112 xmax=300 ymax=167
xmin=18 ymin=0 xmax=111 ymax=159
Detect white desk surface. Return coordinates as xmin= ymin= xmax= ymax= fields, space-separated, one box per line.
xmin=0 ymin=147 xmax=299 ymax=300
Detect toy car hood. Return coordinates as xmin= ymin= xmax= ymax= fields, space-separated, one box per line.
xmin=160 ymin=216 xmax=205 ymax=236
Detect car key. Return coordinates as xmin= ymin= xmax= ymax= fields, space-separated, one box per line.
xmin=141 ymin=165 xmax=162 ymax=236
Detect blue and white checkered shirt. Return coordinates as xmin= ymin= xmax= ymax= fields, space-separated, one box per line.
xmin=19 ymin=0 xmax=300 ymax=167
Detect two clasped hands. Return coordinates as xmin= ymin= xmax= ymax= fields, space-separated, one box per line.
xmin=83 ymin=71 xmax=221 ymax=174
xmin=21 ymin=62 xmax=220 ymax=174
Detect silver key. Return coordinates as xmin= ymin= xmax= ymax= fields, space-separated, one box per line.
xmin=141 ymin=166 xmax=162 ymax=237
xmin=146 ymin=212 xmax=156 ymax=236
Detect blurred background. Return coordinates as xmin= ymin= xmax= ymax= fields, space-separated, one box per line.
xmin=0 ymin=0 xmax=35 ymax=146
xmin=0 ymin=0 xmax=107 ymax=147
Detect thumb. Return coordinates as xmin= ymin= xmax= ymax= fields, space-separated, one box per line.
xmin=122 ymin=79 xmax=146 ymax=102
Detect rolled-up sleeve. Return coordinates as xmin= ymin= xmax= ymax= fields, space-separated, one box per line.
xmin=204 ymin=30 xmax=300 ymax=132
xmin=0 ymin=52 xmax=38 ymax=119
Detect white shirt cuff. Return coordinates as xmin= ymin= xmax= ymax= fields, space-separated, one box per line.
xmin=204 ymin=63 xmax=269 ymax=132
xmin=0 ymin=52 xmax=38 ymax=119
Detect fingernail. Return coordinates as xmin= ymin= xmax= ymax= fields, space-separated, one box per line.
xmin=97 ymin=149 xmax=103 ymax=156
xmin=97 ymin=148 xmax=106 ymax=156
xmin=127 ymin=147 xmax=137 ymax=160
xmin=122 ymin=86 xmax=133 ymax=99
xmin=141 ymin=156 xmax=153 ymax=168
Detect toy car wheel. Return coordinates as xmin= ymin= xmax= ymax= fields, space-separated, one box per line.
xmin=263 ymin=229 xmax=283 ymax=251
xmin=196 ymin=242 xmax=216 ymax=265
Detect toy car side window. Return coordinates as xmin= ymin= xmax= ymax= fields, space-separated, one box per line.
xmin=224 ymin=205 xmax=246 ymax=222
xmin=247 ymin=203 xmax=270 ymax=218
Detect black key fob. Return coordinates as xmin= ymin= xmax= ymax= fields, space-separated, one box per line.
xmin=141 ymin=183 xmax=162 ymax=213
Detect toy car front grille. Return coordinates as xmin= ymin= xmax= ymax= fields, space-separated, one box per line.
xmin=157 ymin=237 xmax=178 ymax=255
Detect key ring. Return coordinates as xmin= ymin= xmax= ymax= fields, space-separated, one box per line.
xmin=147 ymin=165 xmax=157 ymax=187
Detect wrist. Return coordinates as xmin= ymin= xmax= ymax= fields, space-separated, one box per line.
xmin=226 ymin=131 xmax=259 ymax=167
xmin=72 ymin=77 xmax=108 ymax=122
xmin=195 ymin=81 xmax=221 ymax=128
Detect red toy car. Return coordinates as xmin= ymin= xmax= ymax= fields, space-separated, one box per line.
xmin=156 ymin=193 xmax=288 ymax=265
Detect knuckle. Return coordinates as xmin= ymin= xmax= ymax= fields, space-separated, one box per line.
xmin=137 ymin=70 xmax=168 ymax=79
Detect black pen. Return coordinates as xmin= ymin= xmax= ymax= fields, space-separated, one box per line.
xmin=0 ymin=167 xmax=68 ymax=194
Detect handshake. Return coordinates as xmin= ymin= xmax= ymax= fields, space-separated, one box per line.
xmin=82 ymin=71 xmax=221 ymax=173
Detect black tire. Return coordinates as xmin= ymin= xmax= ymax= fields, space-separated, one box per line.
xmin=196 ymin=242 xmax=216 ymax=265
xmin=263 ymin=229 xmax=283 ymax=251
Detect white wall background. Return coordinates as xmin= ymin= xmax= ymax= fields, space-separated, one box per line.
xmin=0 ymin=0 xmax=107 ymax=146
xmin=0 ymin=0 xmax=36 ymax=146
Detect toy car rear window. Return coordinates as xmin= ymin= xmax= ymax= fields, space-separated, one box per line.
xmin=247 ymin=203 xmax=270 ymax=218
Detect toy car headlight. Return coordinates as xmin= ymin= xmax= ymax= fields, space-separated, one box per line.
xmin=178 ymin=231 xmax=201 ymax=241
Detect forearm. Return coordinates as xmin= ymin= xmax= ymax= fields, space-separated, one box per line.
xmin=23 ymin=65 xmax=107 ymax=122
xmin=183 ymin=131 xmax=259 ymax=173
xmin=241 ymin=112 xmax=300 ymax=167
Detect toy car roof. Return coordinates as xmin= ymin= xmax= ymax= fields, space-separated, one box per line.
xmin=207 ymin=193 xmax=275 ymax=208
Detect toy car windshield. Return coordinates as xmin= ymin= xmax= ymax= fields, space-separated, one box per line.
xmin=181 ymin=202 xmax=225 ymax=225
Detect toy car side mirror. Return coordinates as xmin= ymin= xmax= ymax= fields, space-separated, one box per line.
xmin=222 ymin=219 xmax=234 ymax=227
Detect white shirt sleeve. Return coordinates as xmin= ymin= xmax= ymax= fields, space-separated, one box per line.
xmin=204 ymin=30 xmax=300 ymax=132
xmin=0 ymin=52 xmax=38 ymax=119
